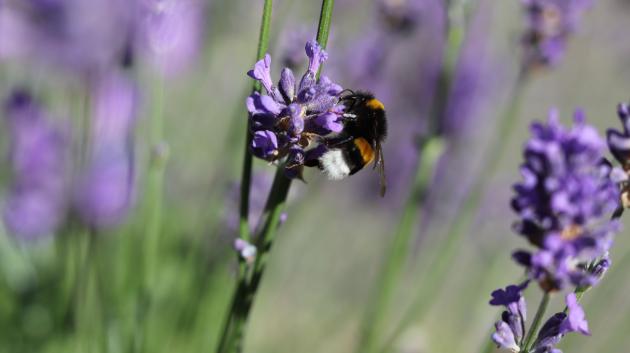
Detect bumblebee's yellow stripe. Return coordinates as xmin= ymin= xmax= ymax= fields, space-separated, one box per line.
xmin=354 ymin=137 xmax=375 ymax=165
xmin=366 ymin=98 xmax=385 ymax=111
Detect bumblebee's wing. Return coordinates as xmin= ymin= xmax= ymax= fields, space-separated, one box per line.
xmin=375 ymin=141 xmax=386 ymax=197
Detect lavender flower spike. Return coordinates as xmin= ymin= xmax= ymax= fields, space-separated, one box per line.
xmin=3 ymin=90 xmax=69 ymax=240
xmin=246 ymin=40 xmax=346 ymax=179
xmin=0 ymin=0 xmax=136 ymax=75
xmin=75 ymin=73 xmax=139 ymax=229
xmin=511 ymin=110 xmax=620 ymax=291
xmin=141 ymin=0 xmax=205 ymax=76
xmin=520 ymin=0 xmax=593 ymax=70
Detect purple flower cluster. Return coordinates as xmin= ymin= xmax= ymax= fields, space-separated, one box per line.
xmin=0 ymin=0 xmax=135 ymax=75
xmin=2 ymin=82 xmax=139 ymax=239
xmin=511 ymin=110 xmax=620 ymax=291
xmin=521 ymin=0 xmax=593 ymax=70
xmin=490 ymin=283 xmax=590 ymax=353
xmin=74 ymin=73 xmax=139 ymax=229
xmin=246 ymin=40 xmax=345 ymax=178
xmin=3 ymin=91 xmax=69 ymax=240
xmin=139 ymin=0 xmax=205 ymax=76
xmin=377 ymin=0 xmax=423 ymax=34
xmin=0 ymin=0 xmax=205 ymax=77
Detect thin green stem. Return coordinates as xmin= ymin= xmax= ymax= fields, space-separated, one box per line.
xmin=429 ymin=0 xmax=468 ymax=135
xmin=316 ymin=0 xmax=335 ymax=50
xmin=216 ymin=2 xmax=336 ymax=352
xmin=145 ymin=74 xmax=167 ymax=288
xmin=239 ymin=0 xmax=275 ymax=242
xmin=523 ymin=292 xmax=551 ymax=352
xmin=355 ymin=138 xmax=444 ymax=353
xmin=75 ymin=230 xmax=104 ymax=353
xmin=380 ymin=73 xmax=528 ymax=351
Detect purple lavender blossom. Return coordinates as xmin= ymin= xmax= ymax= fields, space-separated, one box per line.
xmin=233 ymin=238 xmax=257 ymax=264
xmin=0 ymin=0 xmax=137 ymax=75
xmin=139 ymin=0 xmax=205 ymax=76
xmin=520 ymin=0 xmax=593 ymax=70
xmin=511 ymin=110 xmax=620 ymax=291
xmin=489 ymin=282 xmax=528 ymax=351
xmin=530 ymin=293 xmax=590 ymax=353
xmin=606 ymin=102 xmax=630 ymax=209
xmin=2 ymin=90 xmax=69 ymax=240
xmin=246 ymin=40 xmax=345 ymax=179
xmin=489 ymin=286 xmax=591 ymax=352
xmin=74 ymin=73 xmax=139 ymax=229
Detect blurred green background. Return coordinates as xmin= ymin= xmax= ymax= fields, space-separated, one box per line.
xmin=1 ymin=0 xmax=630 ymax=352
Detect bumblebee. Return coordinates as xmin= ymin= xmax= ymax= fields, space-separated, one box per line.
xmin=317 ymin=91 xmax=388 ymax=196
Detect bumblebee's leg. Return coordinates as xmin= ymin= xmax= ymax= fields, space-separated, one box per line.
xmin=326 ymin=136 xmax=353 ymax=148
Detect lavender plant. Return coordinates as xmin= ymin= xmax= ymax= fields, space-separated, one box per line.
xmin=1 ymin=1 xmax=630 ymax=352
xmin=488 ymin=111 xmax=622 ymax=353
xmin=216 ymin=1 xmax=337 ymax=352
xmin=367 ymin=0 xmax=602 ymax=351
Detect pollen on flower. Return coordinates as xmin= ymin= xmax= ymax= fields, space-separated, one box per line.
xmin=511 ymin=109 xmax=620 ymax=291
xmin=560 ymin=225 xmax=582 ymax=241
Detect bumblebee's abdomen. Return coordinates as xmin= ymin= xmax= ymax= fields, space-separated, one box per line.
xmin=319 ymin=137 xmax=375 ymax=179
xmin=351 ymin=137 xmax=375 ymax=171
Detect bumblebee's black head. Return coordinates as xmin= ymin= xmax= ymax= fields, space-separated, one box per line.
xmin=341 ymin=91 xmax=387 ymax=143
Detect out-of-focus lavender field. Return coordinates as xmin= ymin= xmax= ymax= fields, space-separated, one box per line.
xmin=1 ymin=0 xmax=630 ymax=353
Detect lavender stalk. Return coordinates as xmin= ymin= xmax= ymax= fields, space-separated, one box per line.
xmin=380 ymin=74 xmax=528 ymax=352
xmin=239 ymin=0 xmax=274 ymax=243
xmin=216 ymin=2 xmax=336 ymax=352
xmin=216 ymin=1 xmax=274 ymax=350
xmin=522 ymin=292 xmax=551 ymax=352
xmin=356 ymin=138 xmax=444 ymax=353
xmin=354 ymin=1 xmax=472 ymax=351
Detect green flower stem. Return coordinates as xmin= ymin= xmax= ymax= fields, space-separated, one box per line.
xmin=75 ymin=231 xmax=104 ymax=353
xmin=216 ymin=168 xmax=293 ymax=353
xmin=357 ymin=2 xmax=469 ymax=351
xmin=429 ymin=0 xmax=469 ymax=135
xmin=523 ymin=292 xmax=551 ymax=352
xmin=355 ymin=138 xmax=444 ymax=353
xmin=145 ymin=73 xmax=167 ymax=289
xmin=216 ymin=2 xmax=335 ymax=352
xmin=380 ymin=74 xmax=528 ymax=352
xmin=215 ymin=1 xmax=275 ymax=351
xmin=239 ymin=0 xmax=274 ymax=243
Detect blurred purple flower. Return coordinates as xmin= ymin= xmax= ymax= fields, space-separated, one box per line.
xmin=140 ymin=0 xmax=205 ymax=76
xmin=3 ymin=90 xmax=69 ymax=240
xmin=511 ymin=110 xmax=620 ymax=291
xmin=74 ymin=73 xmax=139 ymax=229
xmin=278 ymin=26 xmax=312 ymax=71
xmin=441 ymin=3 xmax=497 ymax=138
xmin=377 ymin=0 xmax=423 ymax=34
xmin=521 ymin=0 xmax=593 ymax=70
xmin=0 ymin=0 xmax=137 ymax=75
xmin=246 ymin=40 xmax=345 ymax=179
